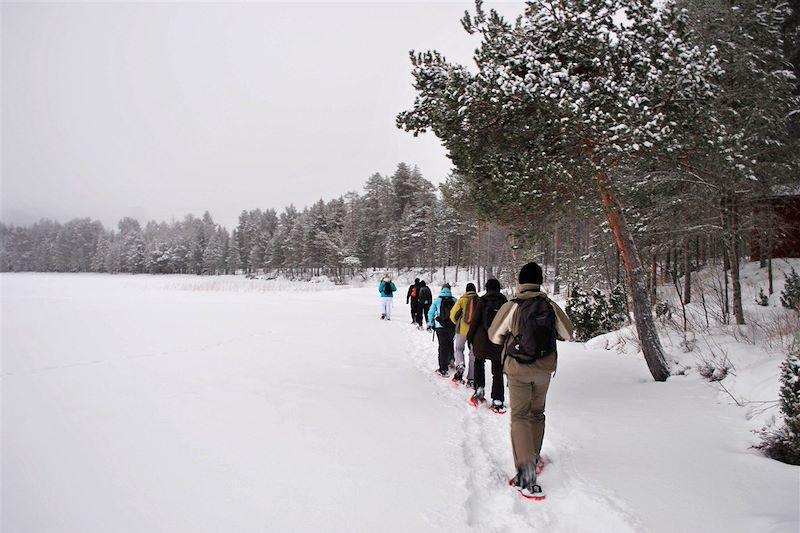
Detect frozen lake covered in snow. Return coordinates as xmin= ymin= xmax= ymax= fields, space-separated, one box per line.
xmin=3 ymin=274 xmax=798 ymax=532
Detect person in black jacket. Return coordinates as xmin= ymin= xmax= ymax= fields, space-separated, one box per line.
xmin=466 ymin=278 xmax=508 ymax=412
xmin=406 ymin=278 xmax=420 ymax=324
xmin=416 ymin=280 xmax=433 ymax=330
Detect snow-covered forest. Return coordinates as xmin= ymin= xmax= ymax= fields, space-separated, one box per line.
xmin=0 ymin=163 xmax=457 ymax=277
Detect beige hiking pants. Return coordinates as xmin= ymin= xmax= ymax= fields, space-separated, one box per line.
xmin=505 ymin=357 xmax=553 ymax=469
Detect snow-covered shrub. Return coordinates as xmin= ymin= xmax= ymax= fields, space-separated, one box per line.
xmin=590 ymin=288 xmax=611 ymax=332
xmin=780 ymin=269 xmax=800 ymax=311
xmin=697 ymin=353 xmax=731 ymax=382
xmin=654 ymin=302 xmax=673 ymax=323
xmin=608 ymin=284 xmax=628 ymax=327
xmin=566 ymin=286 xmax=595 ymax=342
xmin=756 ymin=341 xmax=800 ymax=465
xmin=567 ymin=285 xmax=624 ymax=342
xmin=755 ymin=288 xmax=769 ymax=307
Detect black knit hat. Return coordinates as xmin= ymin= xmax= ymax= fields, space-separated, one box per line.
xmin=485 ymin=278 xmax=502 ymax=292
xmin=415 ymin=278 xmax=420 ymax=284
xmin=466 ymin=282 xmax=476 ymax=292
xmin=518 ymin=262 xmax=543 ymax=285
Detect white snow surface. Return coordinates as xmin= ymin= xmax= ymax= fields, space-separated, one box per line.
xmin=3 ymin=274 xmax=798 ymax=533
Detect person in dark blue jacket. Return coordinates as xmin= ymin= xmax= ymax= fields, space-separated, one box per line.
xmin=378 ymin=273 xmax=397 ymax=320
xmin=428 ymin=283 xmax=456 ymax=376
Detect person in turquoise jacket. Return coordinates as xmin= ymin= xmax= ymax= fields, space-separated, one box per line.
xmin=378 ymin=273 xmax=397 ymax=320
xmin=428 ymin=283 xmax=456 ymax=376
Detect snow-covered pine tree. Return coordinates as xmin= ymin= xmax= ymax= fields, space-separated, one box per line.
xmin=92 ymin=232 xmax=110 ymax=273
xmin=757 ymin=342 xmax=800 ymax=465
xmin=608 ymin=283 xmax=629 ymax=328
xmin=104 ymin=239 xmax=122 ymax=274
xmin=227 ymin=230 xmax=242 ymax=274
xmin=398 ymin=0 xmax=723 ymax=380
xmin=202 ymin=231 xmax=224 ymax=275
xmin=566 ymin=285 xmax=596 ymax=342
xmin=590 ymin=288 xmax=612 ymax=335
xmin=781 ymin=268 xmax=800 ymax=310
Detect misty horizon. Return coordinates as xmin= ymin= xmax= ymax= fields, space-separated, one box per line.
xmin=2 ymin=1 xmax=522 ymax=230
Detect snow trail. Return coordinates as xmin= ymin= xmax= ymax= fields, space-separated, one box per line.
xmin=398 ymin=315 xmax=643 ymax=533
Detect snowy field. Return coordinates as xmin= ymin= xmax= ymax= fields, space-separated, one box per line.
xmin=2 ymin=274 xmax=798 ymax=533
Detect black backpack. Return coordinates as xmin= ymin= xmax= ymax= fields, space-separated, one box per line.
xmin=481 ymin=296 xmax=506 ymax=331
xmin=418 ymin=286 xmax=432 ymax=305
xmin=436 ymin=296 xmax=456 ymax=328
xmin=382 ymin=281 xmax=393 ymax=296
xmin=506 ymin=296 xmax=557 ymax=364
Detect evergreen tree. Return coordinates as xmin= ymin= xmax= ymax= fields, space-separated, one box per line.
xmin=781 ymin=268 xmax=800 ymax=310
xmin=202 ymin=230 xmax=224 ymax=275
xmin=397 ymin=0 xmax=728 ymax=381
xmin=758 ymin=344 xmax=800 ymax=465
xmin=608 ymin=284 xmax=629 ymax=328
xmin=227 ymin=230 xmax=242 ymax=274
xmin=566 ymin=286 xmax=595 ymax=342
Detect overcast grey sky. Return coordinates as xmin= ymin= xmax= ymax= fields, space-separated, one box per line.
xmin=2 ymin=1 xmax=520 ymax=230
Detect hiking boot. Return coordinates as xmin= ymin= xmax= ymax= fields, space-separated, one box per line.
xmin=435 ymin=369 xmax=449 ymax=378
xmin=466 ymin=379 xmax=474 ymax=388
xmin=510 ymin=462 xmax=537 ymax=489
xmin=453 ymin=366 xmax=464 ymax=382
xmin=380 ymin=314 xmax=385 ymax=320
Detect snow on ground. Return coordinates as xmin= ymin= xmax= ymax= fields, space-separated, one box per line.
xmin=2 ymin=274 xmax=799 ymax=532
xmin=588 ymin=258 xmax=800 ymax=439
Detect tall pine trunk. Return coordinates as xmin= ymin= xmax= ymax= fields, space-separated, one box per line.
xmin=683 ymin=237 xmax=692 ymax=305
xmin=553 ymin=218 xmax=561 ymax=295
xmin=723 ymin=194 xmax=745 ymax=325
xmin=596 ymin=172 xmax=670 ymax=382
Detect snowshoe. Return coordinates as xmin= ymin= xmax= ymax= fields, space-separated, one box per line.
xmin=489 ymin=400 xmax=507 ymax=414
xmin=435 ymin=369 xmax=449 ymax=378
xmin=466 ymin=379 xmax=474 ymax=388
xmin=509 ymin=462 xmax=545 ymax=501
xmin=453 ymin=366 xmax=464 ymax=382
xmin=469 ymin=387 xmax=486 ymax=407
xmin=519 ymin=483 xmax=546 ymax=501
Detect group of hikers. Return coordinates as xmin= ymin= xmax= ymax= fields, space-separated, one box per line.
xmin=378 ymin=263 xmax=574 ymax=500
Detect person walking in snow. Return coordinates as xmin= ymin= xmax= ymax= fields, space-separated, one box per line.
xmin=466 ymin=278 xmax=508 ymax=413
xmin=417 ymin=280 xmax=433 ymax=330
xmin=489 ymin=262 xmax=573 ymax=499
xmin=449 ymin=282 xmax=479 ymax=385
xmin=378 ymin=273 xmax=397 ymax=320
xmin=406 ymin=278 xmax=421 ymax=324
xmin=428 ymin=283 xmax=457 ymax=376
